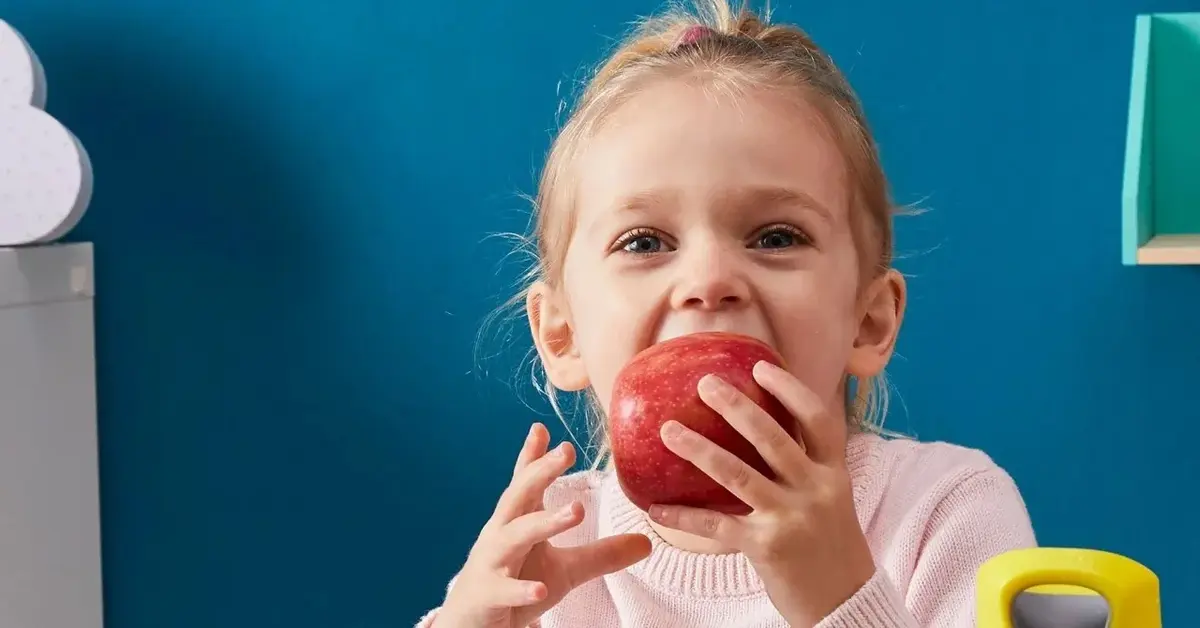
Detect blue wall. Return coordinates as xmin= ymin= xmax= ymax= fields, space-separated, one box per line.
xmin=5 ymin=0 xmax=1200 ymax=625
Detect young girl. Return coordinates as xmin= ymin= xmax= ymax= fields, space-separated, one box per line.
xmin=420 ymin=1 xmax=1036 ymax=626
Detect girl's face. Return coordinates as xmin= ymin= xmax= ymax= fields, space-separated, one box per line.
xmin=529 ymin=77 xmax=905 ymax=433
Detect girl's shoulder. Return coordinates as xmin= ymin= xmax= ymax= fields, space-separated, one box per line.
xmin=849 ymin=431 xmax=1033 ymax=534
xmin=852 ymin=431 xmax=1014 ymax=483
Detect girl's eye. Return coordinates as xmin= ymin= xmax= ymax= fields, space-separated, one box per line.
xmin=751 ymin=225 xmax=809 ymax=250
xmin=614 ymin=228 xmax=673 ymax=255
xmin=625 ymin=235 xmax=662 ymax=254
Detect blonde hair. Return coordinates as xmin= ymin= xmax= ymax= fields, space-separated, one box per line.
xmin=491 ymin=0 xmax=904 ymax=466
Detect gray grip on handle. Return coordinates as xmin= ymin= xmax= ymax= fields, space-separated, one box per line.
xmin=1011 ymin=591 xmax=1111 ymax=628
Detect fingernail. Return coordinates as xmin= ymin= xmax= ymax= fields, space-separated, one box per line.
xmin=648 ymin=505 xmax=665 ymax=521
xmin=554 ymin=442 xmax=570 ymax=457
xmin=559 ymin=503 xmax=578 ymax=520
xmin=661 ymin=421 xmax=683 ymax=440
xmin=697 ymin=374 xmax=722 ymax=394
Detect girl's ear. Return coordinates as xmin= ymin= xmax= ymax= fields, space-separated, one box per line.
xmin=527 ymin=281 xmax=590 ymax=392
xmin=847 ymin=268 xmax=906 ymax=378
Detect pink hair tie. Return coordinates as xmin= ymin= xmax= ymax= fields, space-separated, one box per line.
xmin=677 ymin=25 xmax=715 ymax=47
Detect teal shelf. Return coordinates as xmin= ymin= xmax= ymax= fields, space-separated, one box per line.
xmin=1122 ymin=13 xmax=1200 ymax=265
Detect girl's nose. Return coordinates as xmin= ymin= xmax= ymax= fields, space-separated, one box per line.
xmin=668 ymin=244 xmax=751 ymax=312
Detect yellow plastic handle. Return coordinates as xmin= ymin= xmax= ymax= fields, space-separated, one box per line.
xmin=976 ymin=547 xmax=1161 ymax=628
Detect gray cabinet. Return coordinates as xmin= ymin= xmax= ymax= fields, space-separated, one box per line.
xmin=0 ymin=242 xmax=103 ymax=627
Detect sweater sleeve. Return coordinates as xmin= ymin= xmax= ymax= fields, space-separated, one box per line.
xmin=413 ymin=575 xmax=545 ymax=628
xmin=415 ymin=607 xmax=438 ymax=627
xmin=816 ymin=467 xmax=1038 ymax=627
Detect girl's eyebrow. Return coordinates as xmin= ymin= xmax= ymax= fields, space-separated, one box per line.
xmin=596 ymin=185 xmax=833 ymax=228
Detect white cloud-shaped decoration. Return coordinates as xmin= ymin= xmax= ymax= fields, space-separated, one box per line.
xmin=0 ymin=19 xmax=92 ymax=246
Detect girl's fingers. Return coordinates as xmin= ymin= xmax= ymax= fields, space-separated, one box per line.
xmin=493 ymin=441 xmax=576 ymax=523
xmin=558 ymin=533 xmax=653 ymax=590
xmin=493 ymin=502 xmax=586 ymax=564
xmin=647 ymin=504 xmax=743 ymax=546
xmin=488 ymin=575 xmax=548 ymax=607
xmin=659 ymin=420 xmax=779 ymax=510
xmin=696 ymin=373 xmax=809 ymax=481
xmin=752 ymin=361 xmax=845 ymax=466
xmin=513 ymin=423 xmax=550 ymax=476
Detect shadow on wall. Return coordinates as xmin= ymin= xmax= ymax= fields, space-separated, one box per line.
xmin=33 ymin=20 xmax=456 ymax=628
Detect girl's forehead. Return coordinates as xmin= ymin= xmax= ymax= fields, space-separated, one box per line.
xmin=572 ymin=80 xmax=851 ymax=224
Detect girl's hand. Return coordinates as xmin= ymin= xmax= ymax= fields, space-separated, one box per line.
xmin=438 ymin=423 xmax=652 ymax=628
xmin=647 ymin=361 xmax=876 ymax=628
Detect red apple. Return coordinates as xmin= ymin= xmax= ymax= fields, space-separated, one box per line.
xmin=607 ymin=331 xmax=793 ymax=515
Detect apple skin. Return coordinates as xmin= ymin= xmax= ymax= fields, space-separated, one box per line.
xmin=607 ymin=331 xmax=793 ymax=516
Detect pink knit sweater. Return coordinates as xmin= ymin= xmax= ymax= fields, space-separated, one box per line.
xmin=418 ymin=433 xmax=1037 ymax=627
